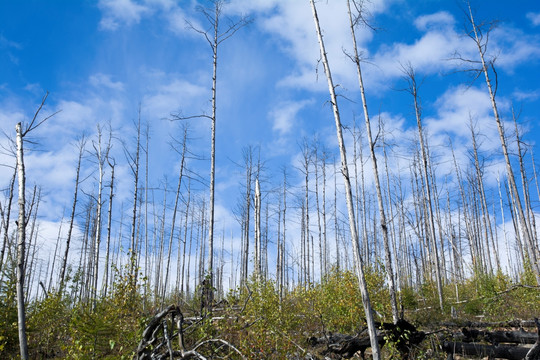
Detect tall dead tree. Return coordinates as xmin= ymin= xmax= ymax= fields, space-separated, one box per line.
xmin=126 ymin=107 xmax=142 ymax=286
xmin=401 ymin=64 xmax=444 ymax=311
xmin=346 ymin=0 xmax=399 ymax=322
xmin=103 ymin=156 xmax=115 ymax=297
xmin=185 ymin=1 xmax=250 ymax=298
xmin=254 ymin=177 xmax=262 ymax=278
xmin=162 ymin=126 xmax=188 ymax=301
xmin=309 ymin=1 xmax=381 ymax=357
xmin=15 ymin=92 xmax=56 ymax=360
xmin=59 ymin=136 xmax=86 ymax=291
xmin=463 ymin=3 xmax=540 ymax=282
xmin=0 ymin=168 xmax=16 ymax=276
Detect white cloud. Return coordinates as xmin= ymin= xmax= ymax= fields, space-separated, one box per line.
xmin=414 ymin=11 xmax=455 ymax=31
xmin=490 ymin=26 xmax=540 ymax=71
xmin=271 ymin=99 xmax=312 ymax=135
xmin=89 ymin=73 xmax=125 ymax=91
xmin=427 ymin=85 xmax=493 ymax=138
xmin=527 ymin=12 xmax=540 ymax=27
xmin=143 ymin=78 xmax=207 ymax=120
xmin=513 ymin=89 xmax=540 ymax=102
xmin=98 ymin=0 xmax=151 ymax=30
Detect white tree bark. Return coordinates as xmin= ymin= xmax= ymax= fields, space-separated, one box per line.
xmin=347 ymin=0 xmax=399 ymax=322
xmin=15 ymin=122 xmax=29 ymax=360
xmin=308 ymin=1 xmax=381 ymax=357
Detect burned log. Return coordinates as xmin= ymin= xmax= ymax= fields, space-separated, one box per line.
xmin=525 ymin=318 xmax=540 ymax=360
xmin=136 ymin=305 xmax=245 ymax=359
xmin=460 ymin=328 xmax=538 ymax=345
xmin=442 ymin=341 xmax=530 ymax=360
xmin=308 ymin=319 xmax=425 ymax=359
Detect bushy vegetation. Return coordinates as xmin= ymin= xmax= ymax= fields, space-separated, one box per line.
xmin=0 ymin=267 xmax=539 ymax=359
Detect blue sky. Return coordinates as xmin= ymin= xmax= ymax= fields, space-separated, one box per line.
xmin=1 ymin=0 xmax=540 ymax=289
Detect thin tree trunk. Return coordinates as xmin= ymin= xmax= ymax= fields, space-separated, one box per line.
xmin=254 ymin=177 xmax=261 ymax=278
xmin=348 ymin=0 xmax=399 ymax=321
xmin=103 ymin=158 xmax=115 ymax=297
xmin=129 ymin=108 xmax=142 ymax=286
xmin=0 ymin=168 xmax=16 ymax=275
xmin=59 ymin=137 xmax=85 ymax=290
xmin=15 ymin=122 xmax=29 ymax=360
xmin=466 ymin=3 xmax=539 ymax=282
xmin=309 ymin=1 xmax=380 ymax=356
xmin=162 ymin=127 xmax=187 ymax=300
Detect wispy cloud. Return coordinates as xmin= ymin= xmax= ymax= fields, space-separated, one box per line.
xmin=89 ymin=73 xmax=125 ymax=91
xmin=527 ymin=12 xmax=540 ymax=27
xmin=414 ymin=11 xmax=455 ymax=31
xmin=271 ymin=99 xmax=312 ymax=136
xmin=98 ymin=0 xmax=151 ymax=30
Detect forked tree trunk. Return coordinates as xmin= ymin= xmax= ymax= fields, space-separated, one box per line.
xmin=308 ymin=1 xmax=380 ymax=357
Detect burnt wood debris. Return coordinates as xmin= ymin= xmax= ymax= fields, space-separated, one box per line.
xmin=137 ymin=312 xmax=540 ymax=359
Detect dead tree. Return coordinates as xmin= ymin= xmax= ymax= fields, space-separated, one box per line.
xmin=347 ymin=0 xmax=399 ymax=322
xmin=15 ymin=92 xmax=58 ymax=360
xmin=136 ymin=305 xmax=245 ymax=359
xmin=184 ymin=0 xmax=251 ymax=300
xmin=462 ymin=2 xmax=540 ymax=282
xmin=308 ymin=0 xmax=381 ymax=357
xmin=401 ymin=64 xmax=444 ymax=311
xmin=59 ymin=136 xmax=86 ymax=291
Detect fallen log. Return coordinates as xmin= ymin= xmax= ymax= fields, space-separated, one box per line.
xmin=460 ymin=328 xmax=538 ymax=344
xmin=136 ymin=305 xmax=245 ymax=359
xmin=442 ymin=341 xmax=530 ymax=360
xmin=309 ymin=333 xmax=381 ymax=358
xmin=440 ymin=319 xmax=539 ymax=329
xmin=308 ymin=319 xmax=425 ymax=359
xmin=525 ymin=318 xmax=540 ymax=360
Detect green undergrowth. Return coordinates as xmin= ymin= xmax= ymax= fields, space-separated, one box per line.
xmin=0 ymin=266 xmax=538 ymax=359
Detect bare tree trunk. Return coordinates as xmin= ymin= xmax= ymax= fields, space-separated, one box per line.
xmin=154 ymin=184 xmax=167 ymax=302
xmin=402 ymin=65 xmax=444 ymax=311
xmin=15 ymin=122 xmax=29 ymax=360
xmin=59 ymin=137 xmax=85 ymax=290
xmin=301 ymin=140 xmax=311 ymax=284
xmin=321 ymin=150 xmax=328 ymax=276
xmin=0 ymin=168 xmax=16 ymax=275
xmin=103 ymin=158 xmax=115 ymax=297
xmin=347 ymin=0 xmax=399 ymax=322
xmin=466 ymin=3 xmax=539 ymax=282
xmin=470 ymin=120 xmax=499 ymax=272
xmin=281 ymin=168 xmax=287 ymax=300
xmin=128 ymin=108 xmax=142 ymax=286
xmin=240 ymin=147 xmax=253 ymax=285
xmin=14 ymin=93 xmax=53 ymax=359
xmin=144 ymin=122 xmax=150 ymax=304
xmin=254 ymin=177 xmax=261 ymax=278
xmin=162 ymin=127 xmax=187 ymax=301
xmin=47 ymin=217 xmax=63 ymax=292
xmin=92 ymin=125 xmax=109 ymax=300
xmin=513 ymin=110 xmax=538 ymax=254
xmin=180 ymin=181 xmax=191 ymax=298
xmin=186 ymin=1 xmax=250 ymax=299
xmin=333 ymin=160 xmax=340 ymax=271
xmin=309 ymin=1 xmax=380 ymax=356
xmin=314 ymin=140 xmax=324 ymax=279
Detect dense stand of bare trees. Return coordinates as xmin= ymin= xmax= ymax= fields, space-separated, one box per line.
xmin=1 ymin=2 xmax=540 ymax=359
